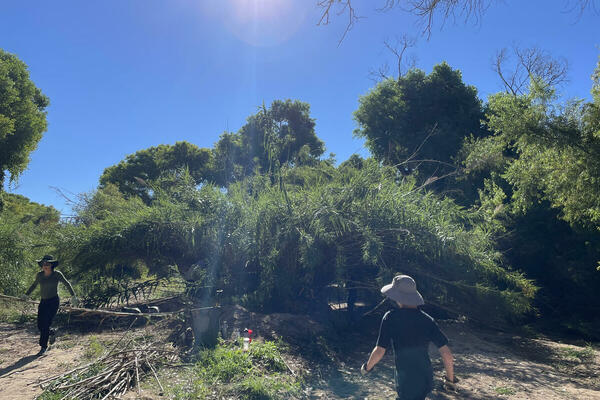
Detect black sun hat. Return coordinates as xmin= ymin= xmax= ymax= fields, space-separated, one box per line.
xmin=37 ymin=255 xmax=59 ymax=267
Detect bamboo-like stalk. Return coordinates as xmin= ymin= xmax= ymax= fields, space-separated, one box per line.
xmin=144 ymin=355 xmax=164 ymax=393
xmin=40 ymin=339 xmax=177 ymax=400
xmin=134 ymin=355 xmax=141 ymax=396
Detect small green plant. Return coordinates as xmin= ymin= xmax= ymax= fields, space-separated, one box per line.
xmin=84 ymin=336 xmax=104 ymax=359
xmin=494 ymin=386 xmax=516 ymax=395
xmin=0 ymin=304 xmax=36 ymax=324
xmin=237 ymin=375 xmax=301 ymax=400
xmin=560 ymin=344 xmax=595 ymax=362
xmin=54 ymin=334 xmax=77 ymax=350
xmin=195 ymin=344 xmax=252 ymax=383
xmin=249 ymin=340 xmax=288 ymax=372
xmin=169 ymin=340 xmax=301 ymax=399
xmin=37 ymin=392 xmax=69 ymax=400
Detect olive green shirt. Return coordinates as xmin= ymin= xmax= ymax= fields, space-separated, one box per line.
xmin=26 ymin=270 xmax=75 ymax=299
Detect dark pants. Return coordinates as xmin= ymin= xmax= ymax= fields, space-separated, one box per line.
xmin=37 ymin=296 xmax=59 ymax=348
xmin=395 ymin=368 xmax=433 ymax=400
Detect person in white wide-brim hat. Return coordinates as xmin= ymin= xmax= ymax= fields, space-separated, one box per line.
xmin=360 ymin=275 xmax=458 ymax=399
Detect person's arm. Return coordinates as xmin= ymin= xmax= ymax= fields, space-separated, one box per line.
xmin=362 ymin=311 xmax=391 ymax=375
xmin=25 ymin=274 xmax=39 ymax=296
xmin=365 ymin=346 xmax=386 ymax=371
xmin=439 ymin=345 xmax=455 ymax=382
xmin=57 ymin=271 xmax=76 ymax=296
xmin=429 ymin=318 xmax=457 ymax=386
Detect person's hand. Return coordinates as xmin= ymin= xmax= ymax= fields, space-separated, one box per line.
xmin=71 ymin=296 xmax=79 ymax=307
xmin=360 ymin=363 xmax=371 ymax=376
xmin=443 ymin=375 xmax=459 ymax=392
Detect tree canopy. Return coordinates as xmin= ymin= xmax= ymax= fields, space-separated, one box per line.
xmin=456 ymin=61 xmax=600 ymax=334
xmin=212 ymin=99 xmax=325 ymax=185
xmin=57 ymin=161 xmax=535 ymax=323
xmin=99 ymin=141 xmax=213 ymax=203
xmin=0 ymin=193 xmax=59 ymax=295
xmin=463 ymin=62 xmax=600 ymax=231
xmin=4 ymin=48 xmax=600 ymax=338
xmin=0 ymin=49 xmax=49 ymax=209
xmin=354 ymin=62 xmax=485 ymax=182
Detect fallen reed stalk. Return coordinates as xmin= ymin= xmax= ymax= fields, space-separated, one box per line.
xmin=40 ymin=339 xmax=177 ymax=399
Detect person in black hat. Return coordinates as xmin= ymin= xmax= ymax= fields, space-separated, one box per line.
xmin=360 ymin=275 xmax=457 ymax=400
xmin=22 ymin=255 xmax=78 ymax=355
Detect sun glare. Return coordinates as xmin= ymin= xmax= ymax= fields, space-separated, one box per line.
xmin=220 ymin=0 xmax=308 ymax=47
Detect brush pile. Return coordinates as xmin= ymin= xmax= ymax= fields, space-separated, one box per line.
xmin=39 ymin=338 xmax=177 ymax=399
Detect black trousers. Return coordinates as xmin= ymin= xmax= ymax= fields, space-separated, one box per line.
xmin=37 ymin=296 xmax=59 ymax=348
xmin=395 ymin=368 xmax=433 ymax=400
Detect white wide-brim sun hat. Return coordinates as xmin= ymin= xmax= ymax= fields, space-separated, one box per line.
xmin=381 ymin=275 xmax=424 ymax=306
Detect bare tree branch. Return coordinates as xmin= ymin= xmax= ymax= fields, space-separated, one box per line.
xmin=317 ymin=0 xmax=597 ymax=41
xmin=493 ymin=48 xmax=520 ymax=96
xmin=493 ymin=45 xmax=569 ymax=95
xmin=317 ymin=0 xmax=361 ymax=45
xmin=516 ymin=46 xmax=569 ymax=87
xmin=368 ymin=61 xmax=391 ymax=83
xmin=563 ymin=0 xmax=599 ymax=17
xmin=317 ymin=0 xmax=493 ymax=40
xmin=403 ymin=0 xmax=492 ymax=38
xmin=384 ymin=35 xmax=418 ymax=77
xmin=49 ymin=185 xmax=78 ymax=205
xmin=369 ymin=35 xmax=418 ymax=82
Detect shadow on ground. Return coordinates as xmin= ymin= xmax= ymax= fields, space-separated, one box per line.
xmin=0 ymin=354 xmax=40 ymax=378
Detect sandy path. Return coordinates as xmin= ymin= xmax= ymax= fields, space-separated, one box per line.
xmin=1 ymin=317 xmax=599 ymax=400
xmin=0 ymin=323 xmax=86 ymax=399
xmin=307 ymin=321 xmax=600 ymax=400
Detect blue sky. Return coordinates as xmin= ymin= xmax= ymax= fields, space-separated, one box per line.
xmin=2 ymin=0 xmax=598 ymax=216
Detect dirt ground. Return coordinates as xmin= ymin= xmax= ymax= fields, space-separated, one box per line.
xmin=306 ymin=320 xmax=600 ymax=399
xmin=0 ymin=322 xmax=86 ymax=399
xmin=1 ymin=311 xmax=599 ymax=400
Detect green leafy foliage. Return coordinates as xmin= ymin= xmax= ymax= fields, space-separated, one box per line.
xmin=99 ymin=141 xmax=213 ymax=203
xmin=226 ymin=161 xmax=535 ymax=323
xmin=84 ymin=336 xmax=105 ymax=359
xmin=0 ymin=49 xmax=49 ymax=209
xmin=61 ymin=159 xmax=534 ymax=325
xmin=469 ymin=77 xmax=600 ymax=230
xmin=459 ymin=62 xmax=600 ymax=336
xmin=171 ymin=340 xmax=300 ymax=400
xmin=354 ymin=63 xmax=486 ymax=183
xmin=212 ymin=99 xmax=325 ymax=185
xmin=0 ymin=194 xmax=59 ymax=295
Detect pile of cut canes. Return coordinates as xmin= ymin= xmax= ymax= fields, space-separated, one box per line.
xmin=39 ymin=334 xmax=178 ymax=399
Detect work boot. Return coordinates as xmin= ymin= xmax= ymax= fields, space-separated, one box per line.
xmin=37 ymin=347 xmax=47 ymax=356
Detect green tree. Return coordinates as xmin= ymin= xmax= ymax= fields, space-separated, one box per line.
xmin=2 ymin=193 xmax=59 ymax=225
xmin=213 ymin=99 xmax=325 ymax=185
xmin=459 ymin=61 xmax=600 ymax=336
xmin=464 ymin=72 xmax=600 ymax=230
xmin=211 ymin=131 xmax=246 ymax=186
xmin=0 ymin=50 xmax=49 ymax=210
xmin=99 ymin=141 xmax=213 ymax=203
xmin=61 ymin=159 xmax=535 ymax=324
xmin=0 ymin=194 xmax=59 ymax=295
xmin=354 ymin=63 xmax=485 ymax=186
xmin=73 ymin=183 xmax=146 ymax=226
xmin=339 ymin=153 xmax=365 ymax=170
xmin=228 ymin=161 xmax=535 ymax=322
